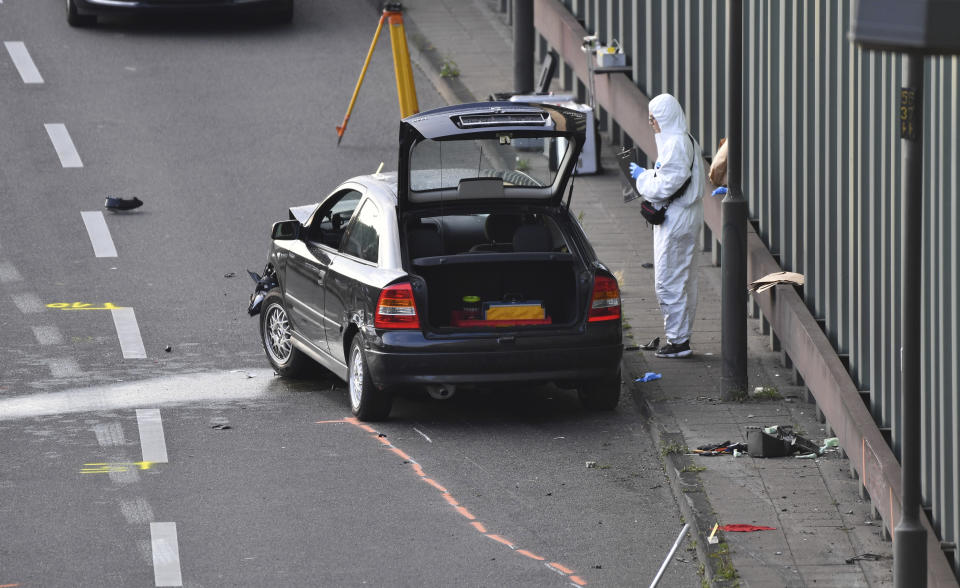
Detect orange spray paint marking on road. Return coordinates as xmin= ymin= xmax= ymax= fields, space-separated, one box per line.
xmin=516 ymin=549 xmax=545 ymax=561
xmin=470 ymin=521 xmax=487 ymax=533
xmin=0 ymin=583 xmax=21 ymax=587
xmin=422 ymin=478 xmax=447 ymax=493
xmin=548 ymin=562 xmax=575 ymax=575
xmin=486 ymin=534 xmax=515 ymax=548
xmin=320 ymin=415 xmax=587 ymax=585
xmin=389 ymin=447 xmax=413 ymax=461
xmin=454 ymin=506 xmax=476 ymax=520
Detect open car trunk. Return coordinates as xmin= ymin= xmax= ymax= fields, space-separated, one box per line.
xmin=412 ymin=252 xmax=581 ymax=330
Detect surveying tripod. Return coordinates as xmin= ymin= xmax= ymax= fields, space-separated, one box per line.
xmin=336 ymin=2 xmax=419 ymax=145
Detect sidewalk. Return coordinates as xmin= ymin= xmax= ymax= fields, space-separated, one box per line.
xmin=395 ymin=1 xmax=895 ymax=585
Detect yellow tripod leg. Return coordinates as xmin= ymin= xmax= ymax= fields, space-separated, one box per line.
xmin=387 ymin=11 xmax=419 ymax=118
xmin=336 ymin=13 xmax=387 ymax=145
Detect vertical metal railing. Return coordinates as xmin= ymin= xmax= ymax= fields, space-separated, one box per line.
xmin=534 ymin=0 xmax=960 ymax=578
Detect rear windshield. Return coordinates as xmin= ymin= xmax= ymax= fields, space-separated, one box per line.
xmin=409 ymin=135 xmax=571 ymax=194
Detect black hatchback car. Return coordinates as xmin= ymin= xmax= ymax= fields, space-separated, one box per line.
xmin=250 ymin=102 xmax=623 ymax=420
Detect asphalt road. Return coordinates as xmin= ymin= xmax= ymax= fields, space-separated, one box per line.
xmin=0 ymin=2 xmax=698 ymax=586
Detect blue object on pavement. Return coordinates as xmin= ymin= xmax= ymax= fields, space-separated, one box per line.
xmin=711 ymin=186 xmax=728 ymax=196
xmin=629 ymin=162 xmax=645 ymax=179
xmin=635 ymin=372 xmax=662 ymax=383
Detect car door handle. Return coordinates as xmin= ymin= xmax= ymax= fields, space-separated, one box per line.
xmin=497 ymin=336 xmax=516 ymax=345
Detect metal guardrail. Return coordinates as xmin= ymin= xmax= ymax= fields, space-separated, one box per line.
xmin=532 ymin=0 xmax=960 ymax=583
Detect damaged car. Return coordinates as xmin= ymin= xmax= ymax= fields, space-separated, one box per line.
xmin=250 ymin=102 xmax=623 ymax=421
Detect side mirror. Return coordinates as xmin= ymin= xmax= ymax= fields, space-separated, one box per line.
xmin=271 ymin=220 xmax=301 ymax=240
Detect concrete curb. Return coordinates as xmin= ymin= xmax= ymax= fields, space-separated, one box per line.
xmin=622 ymin=352 xmax=738 ymax=587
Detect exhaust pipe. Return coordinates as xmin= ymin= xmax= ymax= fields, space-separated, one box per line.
xmin=426 ymin=384 xmax=456 ymax=400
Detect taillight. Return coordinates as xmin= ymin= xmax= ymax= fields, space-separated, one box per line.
xmin=375 ymin=283 xmax=421 ymax=329
xmin=588 ymin=274 xmax=621 ymax=322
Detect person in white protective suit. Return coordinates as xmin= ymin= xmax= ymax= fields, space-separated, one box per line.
xmin=628 ymin=93 xmax=704 ymax=358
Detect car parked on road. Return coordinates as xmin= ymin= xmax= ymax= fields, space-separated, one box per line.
xmin=67 ymin=0 xmax=292 ymax=27
xmin=250 ymin=102 xmax=623 ymax=420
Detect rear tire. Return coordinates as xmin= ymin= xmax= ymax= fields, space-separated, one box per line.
xmin=260 ymin=292 xmax=310 ymax=377
xmin=67 ymin=0 xmax=97 ymax=26
xmin=578 ymin=370 xmax=621 ymax=410
xmin=348 ymin=335 xmax=392 ymax=421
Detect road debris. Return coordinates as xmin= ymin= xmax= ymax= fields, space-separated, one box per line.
xmin=635 ymin=372 xmax=662 ymax=383
xmin=693 ymin=441 xmax=748 ymax=456
xmin=641 ymin=336 xmax=660 ymax=350
xmin=104 ymin=196 xmax=143 ymax=211
xmin=719 ymin=524 xmax=776 ymax=532
xmin=845 ymin=553 xmax=890 ymax=563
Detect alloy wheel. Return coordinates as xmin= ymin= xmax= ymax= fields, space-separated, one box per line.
xmin=264 ymin=303 xmax=293 ymax=364
xmin=349 ymin=345 xmax=364 ymax=410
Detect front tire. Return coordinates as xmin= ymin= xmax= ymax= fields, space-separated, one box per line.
xmin=260 ymin=292 xmax=310 ymax=377
xmin=578 ymin=370 xmax=621 ymax=410
xmin=348 ymin=335 xmax=392 ymax=421
xmin=67 ymin=0 xmax=97 ymax=27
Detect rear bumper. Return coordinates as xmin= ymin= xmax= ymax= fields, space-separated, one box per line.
xmin=74 ymin=0 xmax=286 ymax=15
xmin=365 ymin=327 xmax=623 ymax=387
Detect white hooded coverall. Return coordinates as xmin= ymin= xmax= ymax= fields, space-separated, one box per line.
xmin=634 ymin=94 xmax=704 ymax=345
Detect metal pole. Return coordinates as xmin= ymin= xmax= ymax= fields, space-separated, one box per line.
xmin=513 ymin=0 xmax=534 ymax=94
xmin=721 ymin=0 xmax=748 ymax=399
xmin=649 ymin=523 xmax=690 ymax=588
xmin=894 ymin=50 xmax=926 ymax=588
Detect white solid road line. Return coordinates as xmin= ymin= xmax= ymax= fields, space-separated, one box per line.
xmin=150 ymin=522 xmax=183 ymax=587
xmin=81 ymin=211 xmax=118 ymax=257
xmin=0 ymin=370 xmax=274 ymax=420
xmin=44 ymin=123 xmax=83 ymax=168
xmin=111 ymin=307 xmax=147 ymax=359
xmin=136 ymin=409 xmax=169 ymax=463
xmin=4 ymin=41 xmax=43 ymax=83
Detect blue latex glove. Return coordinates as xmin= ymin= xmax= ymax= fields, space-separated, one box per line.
xmin=635 ymin=372 xmax=662 ymax=383
xmin=712 ymin=186 xmax=728 ymax=196
xmin=629 ymin=162 xmax=645 ymax=179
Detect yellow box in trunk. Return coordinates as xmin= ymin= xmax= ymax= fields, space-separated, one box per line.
xmin=484 ymin=303 xmax=545 ymax=320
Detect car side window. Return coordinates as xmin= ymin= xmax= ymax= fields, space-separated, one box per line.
xmin=340 ymin=200 xmax=380 ymax=264
xmin=307 ymin=189 xmax=363 ymax=248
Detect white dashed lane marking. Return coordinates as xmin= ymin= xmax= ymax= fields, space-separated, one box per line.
xmin=150 ymin=522 xmax=183 ymax=587
xmin=111 ymin=307 xmax=147 ymax=359
xmin=136 ymin=409 xmax=168 ymax=464
xmin=4 ymin=41 xmax=43 ymax=83
xmin=81 ymin=211 xmax=118 ymax=257
xmin=11 ymin=292 xmax=44 ymax=313
xmin=31 ymin=325 xmax=64 ymax=345
xmin=0 ymin=261 xmax=23 ymax=283
xmin=44 ymin=123 xmax=83 ymax=168
xmin=45 ymin=357 xmax=82 ymax=378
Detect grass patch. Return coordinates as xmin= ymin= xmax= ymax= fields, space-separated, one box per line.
xmin=752 ymin=386 xmax=783 ymax=400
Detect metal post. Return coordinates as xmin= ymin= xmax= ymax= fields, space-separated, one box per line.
xmin=513 ymin=0 xmax=534 ymax=94
xmin=721 ymin=0 xmax=748 ymax=399
xmin=894 ymin=51 xmax=926 ymax=588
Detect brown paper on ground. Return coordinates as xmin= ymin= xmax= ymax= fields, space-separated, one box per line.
xmin=749 ymin=271 xmax=805 ymax=293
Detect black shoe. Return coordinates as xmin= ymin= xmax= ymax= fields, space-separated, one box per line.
xmin=104 ymin=196 xmax=143 ymax=211
xmin=655 ymin=340 xmax=691 ymax=358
